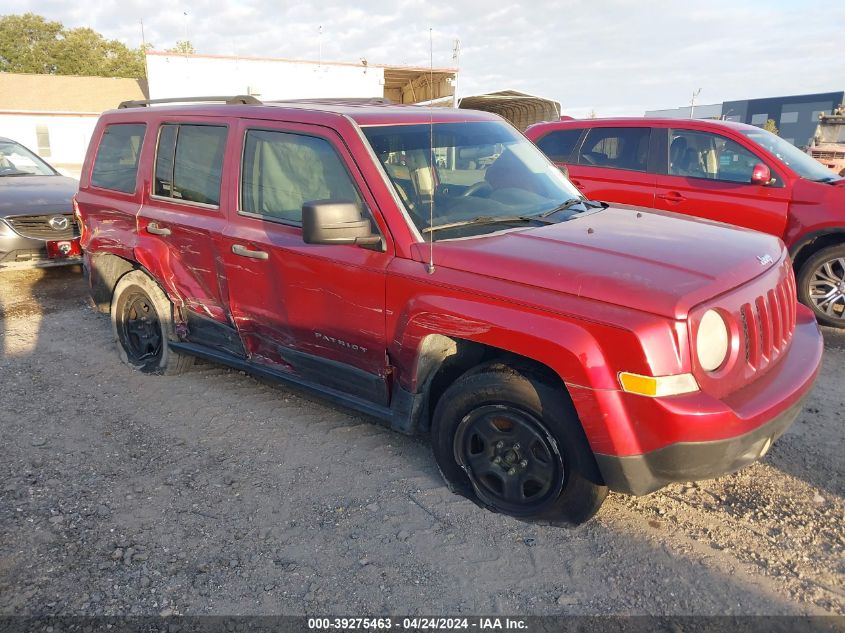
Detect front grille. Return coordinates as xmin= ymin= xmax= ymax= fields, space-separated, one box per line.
xmin=5 ymin=214 xmax=79 ymax=241
xmin=739 ymin=264 xmax=796 ymax=371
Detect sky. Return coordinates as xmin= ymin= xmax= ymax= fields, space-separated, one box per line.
xmin=15 ymin=0 xmax=845 ymax=117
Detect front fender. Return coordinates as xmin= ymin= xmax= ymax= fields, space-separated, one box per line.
xmin=385 ymin=258 xmax=693 ymax=454
xmin=391 ymin=294 xmax=622 ymax=394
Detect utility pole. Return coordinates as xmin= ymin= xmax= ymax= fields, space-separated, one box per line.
xmin=690 ymin=88 xmax=701 ymax=119
xmin=183 ymin=11 xmax=189 ymax=45
xmin=451 ymin=39 xmax=461 ymax=108
xmin=140 ymin=20 xmax=149 ymax=80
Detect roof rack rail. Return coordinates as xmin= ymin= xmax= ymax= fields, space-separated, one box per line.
xmin=118 ymin=95 xmax=262 ymax=109
xmin=267 ymin=97 xmax=394 ymax=106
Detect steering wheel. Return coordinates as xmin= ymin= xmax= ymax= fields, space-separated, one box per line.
xmin=460 ymin=181 xmax=493 ymax=198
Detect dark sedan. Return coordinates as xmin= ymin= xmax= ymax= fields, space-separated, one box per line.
xmin=0 ymin=137 xmax=81 ymax=269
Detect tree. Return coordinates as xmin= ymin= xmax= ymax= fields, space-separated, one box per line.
xmin=167 ymin=40 xmax=195 ymax=55
xmin=588 ymin=109 xmax=598 ymax=119
xmin=0 ymin=13 xmax=63 ymax=74
xmin=0 ymin=13 xmax=145 ymax=78
xmin=763 ymin=119 xmax=779 ymax=135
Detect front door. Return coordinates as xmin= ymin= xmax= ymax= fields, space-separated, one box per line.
xmin=653 ymin=128 xmax=791 ymax=237
xmin=218 ymin=120 xmax=393 ymax=405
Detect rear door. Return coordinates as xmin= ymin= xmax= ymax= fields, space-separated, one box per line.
xmin=135 ymin=120 xmax=233 ymax=336
xmin=218 ymin=119 xmax=393 ymax=405
xmin=652 ymin=127 xmax=791 ymax=236
xmin=568 ymin=126 xmax=657 ymax=208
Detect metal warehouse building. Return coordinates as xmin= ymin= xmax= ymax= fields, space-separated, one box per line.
xmin=645 ymin=91 xmax=845 ymax=148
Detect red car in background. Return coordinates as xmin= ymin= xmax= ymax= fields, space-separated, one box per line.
xmin=526 ymin=118 xmax=845 ymax=327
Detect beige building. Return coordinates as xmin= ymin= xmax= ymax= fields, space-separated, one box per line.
xmin=0 ymin=73 xmax=147 ymax=177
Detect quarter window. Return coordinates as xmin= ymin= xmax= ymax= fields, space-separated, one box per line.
xmin=535 ymin=129 xmax=583 ymax=162
xmin=240 ymin=129 xmax=362 ymax=224
xmin=154 ymin=124 xmax=227 ymax=206
xmin=91 ymin=124 xmax=146 ymax=193
xmin=669 ymin=130 xmax=762 ymax=183
xmin=577 ymin=127 xmax=651 ymax=172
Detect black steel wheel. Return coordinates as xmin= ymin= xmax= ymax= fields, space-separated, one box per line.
xmin=118 ymin=293 xmax=163 ymax=365
xmin=798 ymin=244 xmax=845 ymax=328
xmin=454 ymin=404 xmax=564 ymax=514
xmin=110 ymin=270 xmax=193 ymax=375
xmin=432 ymin=362 xmax=607 ymax=525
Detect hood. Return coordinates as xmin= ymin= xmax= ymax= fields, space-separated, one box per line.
xmin=0 ymin=175 xmax=79 ymax=216
xmin=429 ymin=206 xmax=785 ymax=320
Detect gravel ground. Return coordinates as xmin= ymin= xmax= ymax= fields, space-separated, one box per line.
xmin=0 ymin=267 xmax=842 ymax=616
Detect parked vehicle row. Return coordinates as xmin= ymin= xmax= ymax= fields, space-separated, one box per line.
xmin=73 ymin=98 xmax=823 ymax=525
xmin=525 ymin=117 xmax=845 ymax=327
xmin=0 ymin=137 xmax=81 ymax=269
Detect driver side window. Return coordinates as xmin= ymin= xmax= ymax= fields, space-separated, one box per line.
xmin=240 ymin=129 xmax=363 ymax=224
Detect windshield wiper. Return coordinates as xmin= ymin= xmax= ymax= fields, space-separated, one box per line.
xmin=583 ymin=199 xmax=608 ymax=209
xmin=538 ymin=197 xmax=591 ymax=218
xmin=422 ymin=214 xmax=554 ymax=234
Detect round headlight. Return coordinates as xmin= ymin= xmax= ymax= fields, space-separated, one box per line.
xmin=696 ymin=310 xmax=729 ymax=372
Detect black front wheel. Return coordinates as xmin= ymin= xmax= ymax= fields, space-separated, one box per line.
xmin=798 ymin=244 xmax=845 ymax=328
xmin=431 ymin=363 xmax=607 ymax=525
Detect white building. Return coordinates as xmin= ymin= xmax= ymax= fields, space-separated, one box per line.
xmin=0 ymin=73 xmax=147 ymax=177
xmin=145 ymin=51 xmax=456 ymax=104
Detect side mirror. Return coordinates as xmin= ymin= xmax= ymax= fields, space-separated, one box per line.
xmin=750 ymin=163 xmax=773 ymax=186
xmin=558 ymin=164 xmax=570 ymax=178
xmin=302 ymin=200 xmax=381 ymax=246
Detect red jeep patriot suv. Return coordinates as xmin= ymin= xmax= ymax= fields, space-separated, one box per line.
xmin=75 ymin=97 xmax=823 ymax=524
xmin=526 ymin=117 xmax=845 ymax=328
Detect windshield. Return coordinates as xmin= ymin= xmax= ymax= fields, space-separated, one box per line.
xmin=741 ymin=128 xmax=839 ymax=182
xmin=0 ymin=140 xmax=56 ymax=176
xmin=363 ymin=121 xmax=586 ymax=239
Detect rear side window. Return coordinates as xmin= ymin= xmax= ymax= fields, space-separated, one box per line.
xmin=578 ymin=127 xmax=651 ymax=172
xmin=91 ymin=124 xmax=146 ymax=193
xmin=535 ymin=128 xmax=583 ymax=162
xmin=154 ymin=124 xmax=227 ymax=206
xmin=240 ymin=129 xmax=362 ymax=224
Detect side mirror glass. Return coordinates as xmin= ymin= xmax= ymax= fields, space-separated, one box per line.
xmin=302 ymin=200 xmax=381 ymax=247
xmin=750 ymin=163 xmax=772 ymax=186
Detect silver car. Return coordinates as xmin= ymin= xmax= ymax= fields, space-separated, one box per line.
xmin=0 ymin=137 xmax=81 ymax=269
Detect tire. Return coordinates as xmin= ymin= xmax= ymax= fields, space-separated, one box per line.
xmin=431 ymin=363 xmax=607 ymax=526
xmin=110 ymin=270 xmax=193 ymax=375
xmin=797 ymin=244 xmax=845 ymax=328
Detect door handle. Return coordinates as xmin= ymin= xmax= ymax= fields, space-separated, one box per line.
xmin=570 ymin=179 xmax=582 ymax=188
xmin=657 ymin=191 xmax=685 ymax=202
xmin=232 ymin=244 xmax=269 ymax=260
xmin=146 ymin=222 xmax=172 ymax=236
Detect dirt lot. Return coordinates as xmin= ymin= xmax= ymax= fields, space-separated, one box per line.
xmin=0 ymin=267 xmax=842 ymax=617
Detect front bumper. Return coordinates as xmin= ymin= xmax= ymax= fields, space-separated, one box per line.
xmin=593 ymin=305 xmax=823 ymax=496
xmin=0 ymin=218 xmax=82 ymax=269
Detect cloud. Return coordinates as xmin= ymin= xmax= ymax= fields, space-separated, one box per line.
xmin=12 ymin=0 xmax=845 ymax=115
